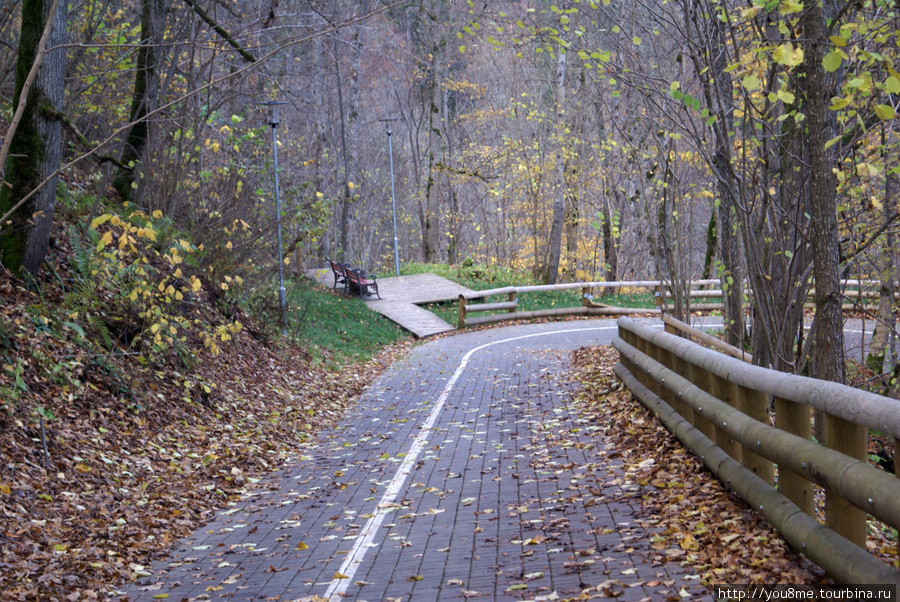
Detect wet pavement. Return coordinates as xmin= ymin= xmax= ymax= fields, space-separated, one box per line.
xmin=117 ymin=320 xmax=703 ymax=601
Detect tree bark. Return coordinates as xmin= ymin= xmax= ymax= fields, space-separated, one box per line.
xmin=0 ymin=0 xmax=67 ymax=278
xmin=867 ymin=130 xmax=897 ymax=374
xmin=337 ymin=2 xmax=366 ymax=263
xmin=802 ymin=1 xmax=845 ymax=383
xmin=545 ymin=48 xmax=567 ymax=284
xmin=422 ymin=36 xmax=444 ymax=264
xmin=687 ymin=0 xmax=743 ymax=345
xmin=113 ymin=0 xmax=167 ymax=205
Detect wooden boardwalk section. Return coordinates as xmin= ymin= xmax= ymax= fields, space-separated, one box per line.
xmin=307 ymin=269 xmax=474 ymax=338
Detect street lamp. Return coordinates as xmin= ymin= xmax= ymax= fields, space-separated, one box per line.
xmin=261 ymin=100 xmax=288 ymax=335
xmin=380 ymin=118 xmax=400 ymax=277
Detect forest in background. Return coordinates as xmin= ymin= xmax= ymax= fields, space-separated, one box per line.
xmin=0 ymin=0 xmax=898 ymax=381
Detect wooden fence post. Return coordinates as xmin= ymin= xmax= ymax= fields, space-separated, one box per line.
xmin=685 ymin=362 xmax=717 ymax=441
xmin=664 ymin=318 xmax=678 ymax=336
xmin=457 ymin=296 xmax=467 ymax=330
xmin=657 ymin=343 xmax=692 ymax=424
xmin=740 ymin=386 xmax=775 ymax=486
xmin=710 ymin=375 xmax=742 ymax=462
xmin=824 ymin=414 xmax=868 ymax=548
xmin=508 ymin=291 xmax=517 ymax=313
xmin=774 ymin=397 xmax=814 ymax=516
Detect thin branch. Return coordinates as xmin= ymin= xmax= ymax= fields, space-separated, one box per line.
xmin=0 ymin=0 xmax=412 ymax=233
xmin=182 ymin=0 xmax=256 ymax=63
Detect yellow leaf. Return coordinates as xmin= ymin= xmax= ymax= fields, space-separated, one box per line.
xmin=773 ymin=43 xmax=803 ymax=67
xmin=191 ymin=277 xmax=202 ymax=292
xmin=90 ymin=214 xmax=113 ymax=230
xmin=333 ymin=572 xmax=349 ymax=580
xmin=0 ymin=483 xmax=10 ymax=494
xmin=779 ymin=0 xmax=802 ymax=14
xmin=777 ymin=89 xmax=795 ymax=104
xmin=875 ymin=104 xmax=896 ymax=121
xmin=296 ymin=542 xmax=309 ymax=550
xmin=152 ymin=210 xmax=163 ymax=218
xmin=226 ymin=241 xmax=233 ymax=250
xmin=96 ymin=231 xmax=113 ymax=251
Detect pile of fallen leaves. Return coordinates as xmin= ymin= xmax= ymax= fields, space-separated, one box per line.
xmin=0 ymin=268 xmax=411 ymax=601
xmin=571 ymin=345 xmax=830 ymax=586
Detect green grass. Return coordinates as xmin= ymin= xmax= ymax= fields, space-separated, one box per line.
xmin=286 ymin=263 xmax=662 ymax=361
xmin=286 ymin=279 xmax=409 ymax=363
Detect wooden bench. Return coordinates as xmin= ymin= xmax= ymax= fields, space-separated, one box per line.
xmin=326 ymin=257 xmax=348 ymax=293
xmin=344 ymin=267 xmax=381 ymax=299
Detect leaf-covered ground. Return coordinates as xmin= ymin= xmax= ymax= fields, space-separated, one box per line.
xmin=0 ymin=272 xmax=413 ymax=601
xmin=570 ymin=345 xmax=831 ymax=586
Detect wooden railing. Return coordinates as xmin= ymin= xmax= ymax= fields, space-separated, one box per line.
xmin=457 ymin=279 xmax=723 ymax=329
xmin=457 ymin=278 xmax=894 ymax=330
xmin=614 ymin=316 xmax=900 ymax=585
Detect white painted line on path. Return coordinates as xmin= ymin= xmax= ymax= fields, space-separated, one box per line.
xmin=323 ymin=324 xmax=622 ymax=600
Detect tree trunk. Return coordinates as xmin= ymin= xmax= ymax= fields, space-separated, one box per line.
xmin=687 ymin=0 xmax=743 ymax=345
xmin=545 ymin=49 xmax=567 ymax=284
xmin=867 ymin=132 xmax=897 ymax=374
xmin=565 ymin=193 xmax=578 ymax=282
xmin=112 ymin=0 xmax=166 ymax=205
xmin=0 ymin=0 xmax=67 ymax=278
xmin=423 ymin=46 xmax=444 ymax=264
xmin=802 ymin=2 xmax=845 ymax=383
xmin=337 ymin=4 xmax=366 ymax=263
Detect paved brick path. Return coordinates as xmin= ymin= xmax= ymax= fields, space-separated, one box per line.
xmin=118 ymin=320 xmax=701 ymax=601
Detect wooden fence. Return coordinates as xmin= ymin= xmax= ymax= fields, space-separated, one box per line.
xmin=456 ymin=278 xmax=891 ymax=330
xmin=614 ymin=315 xmax=900 ymax=584
xmin=457 ymin=279 xmax=722 ymax=329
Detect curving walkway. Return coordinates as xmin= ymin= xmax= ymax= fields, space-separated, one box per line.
xmin=117 ymin=319 xmax=703 ymax=601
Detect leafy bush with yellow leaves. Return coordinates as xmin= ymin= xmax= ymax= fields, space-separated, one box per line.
xmin=77 ymin=205 xmax=242 ymax=360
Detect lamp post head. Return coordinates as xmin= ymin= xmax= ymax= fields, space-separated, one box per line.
xmin=260 ymin=100 xmax=288 ymax=128
xmin=379 ymin=117 xmax=398 ymax=137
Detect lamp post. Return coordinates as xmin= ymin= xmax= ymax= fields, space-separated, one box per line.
xmin=381 ymin=118 xmax=400 ymax=277
xmin=261 ymin=100 xmax=288 ymax=335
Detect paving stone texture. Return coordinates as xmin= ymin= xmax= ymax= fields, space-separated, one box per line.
xmin=118 ymin=320 xmax=705 ymax=601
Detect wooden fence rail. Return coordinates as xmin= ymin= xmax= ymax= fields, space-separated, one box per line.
xmin=614 ymin=316 xmax=900 ymax=585
xmin=457 ymin=278 xmax=891 ymax=330
xmin=457 ymin=279 xmax=722 ymax=329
